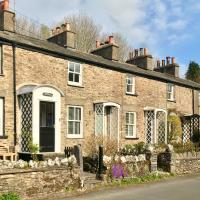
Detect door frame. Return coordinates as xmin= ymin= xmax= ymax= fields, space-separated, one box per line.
xmin=32 ymin=86 xmax=61 ymax=153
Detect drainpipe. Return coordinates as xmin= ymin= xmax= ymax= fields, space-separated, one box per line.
xmin=12 ymin=43 xmax=17 ymax=147
xmin=192 ymin=89 xmax=195 ymax=115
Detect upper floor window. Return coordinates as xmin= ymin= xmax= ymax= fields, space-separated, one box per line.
xmin=199 ymin=92 xmax=200 ymax=106
xmin=126 ymin=75 xmax=135 ymax=94
xmin=0 ymin=46 xmax=3 ymax=75
xmin=68 ymin=62 xmax=82 ymax=86
xmin=167 ymin=84 xmax=175 ymax=101
xmin=125 ymin=112 xmax=136 ymax=138
xmin=0 ymin=98 xmax=4 ymax=136
xmin=67 ymin=106 xmax=83 ymax=138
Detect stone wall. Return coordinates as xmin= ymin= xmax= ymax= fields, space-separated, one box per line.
xmin=0 ymin=167 xmax=80 ymax=200
xmin=174 ymin=153 xmax=200 ymax=175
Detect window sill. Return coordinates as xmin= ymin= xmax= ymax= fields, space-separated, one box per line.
xmin=126 ymin=92 xmax=138 ymax=97
xmin=67 ymin=135 xmax=84 ymax=139
xmin=0 ymin=135 xmax=8 ymax=139
xmin=68 ymin=82 xmax=84 ymax=88
xmin=0 ymin=74 xmax=4 ymax=77
xmin=167 ymin=99 xmax=176 ymax=103
xmin=125 ymin=137 xmax=139 ymax=140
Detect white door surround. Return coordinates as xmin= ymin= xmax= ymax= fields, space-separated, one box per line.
xmin=17 ymin=84 xmax=64 ymax=153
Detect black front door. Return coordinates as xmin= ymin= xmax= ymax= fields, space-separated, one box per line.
xmin=40 ymin=101 xmax=55 ymax=152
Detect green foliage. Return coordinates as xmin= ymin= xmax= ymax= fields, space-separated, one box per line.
xmin=121 ymin=142 xmax=146 ymax=155
xmin=28 ymin=143 xmax=39 ymax=161
xmin=153 ymin=143 xmax=168 ymax=153
xmin=168 ymin=115 xmax=182 ymax=142
xmin=0 ymin=193 xmax=21 ymax=200
xmin=171 ymin=141 xmax=197 ymax=154
xmin=185 ymin=61 xmax=200 ymax=83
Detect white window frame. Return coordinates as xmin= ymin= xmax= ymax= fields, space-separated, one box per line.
xmin=0 ymin=98 xmax=4 ymax=136
xmin=125 ymin=112 xmax=137 ymax=138
xmin=68 ymin=62 xmax=82 ymax=86
xmin=126 ymin=75 xmax=135 ymax=95
xmin=167 ymin=84 xmax=175 ymax=101
xmin=67 ymin=105 xmax=83 ymax=139
xmin=198 ymin=91 xmax=200 ymax=106
xmin=0 ymin=45 xmax=3 ymax=75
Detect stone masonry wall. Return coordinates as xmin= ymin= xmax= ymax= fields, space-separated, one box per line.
xmin=0 ymin=45 xmax=195 ymax=154
xmin=0 ymin=167 xmax=80 ymax=200
xmin=174 ymin=153 xmax=200 ymax=175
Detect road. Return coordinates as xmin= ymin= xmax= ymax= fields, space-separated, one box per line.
xmin=69 ymin=175 xmax=200 ymax=200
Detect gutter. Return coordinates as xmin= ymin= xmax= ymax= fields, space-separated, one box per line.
xmin=12 ymin=43 xmax=17 ymax=146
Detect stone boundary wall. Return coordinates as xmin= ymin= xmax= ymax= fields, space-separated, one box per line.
xmin=157 ymin=151 xmax=200 ymax=175
xmin=174 ymin=153 xmax=200 ymax=175
xmin=0 ymin=167 xmax=80 ymax=200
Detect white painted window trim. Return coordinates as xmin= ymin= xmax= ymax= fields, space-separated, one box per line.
xmin=0 ymin=98 xmax=4 ymax=136
xmin=126 ymin=76 xmax=135 ymax=95
xmin=198 ymin=91 xmax=200 ymax=106
xmin=125 ymin=112 xmax=137 ymax=138
xmin=67 ymin=105 xmax=83 ymax=139
xmin=68 ymin=62 xmax=83 ymax=87
xmin=167 ymin=84 xmax=175 ymax=101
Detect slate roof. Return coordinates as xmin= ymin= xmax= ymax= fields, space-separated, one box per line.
xmin=0 ymin=30 xmax=200 ymax=90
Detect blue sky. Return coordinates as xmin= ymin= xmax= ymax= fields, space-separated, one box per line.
xmin=9 ymin=0 xmax=200 ymax=77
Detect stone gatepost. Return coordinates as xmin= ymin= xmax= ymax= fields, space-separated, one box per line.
xmin=146 ymin=150 xmax=157 ymax=172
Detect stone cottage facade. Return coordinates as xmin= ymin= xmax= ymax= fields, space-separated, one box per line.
xmin=0 ymin=2 xmax=200 ymax=154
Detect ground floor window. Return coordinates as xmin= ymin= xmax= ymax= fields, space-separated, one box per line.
xmin=0 ymin=97 xmax=4 ymax=136
xmin=125 ymin=112 xmax=136 ymax=138
xmin=67 ymin=106 xmax=83 ymax=138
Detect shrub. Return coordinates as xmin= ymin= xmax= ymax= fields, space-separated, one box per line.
xmin=167 ymin=115 xmax=182 ymax=143
xmin=171 ymin=141 xmax=196 ymax=154
xmin=121 ymin=142 xmax=146 ymax=155
xmin=0 ymin=193 xmax=21 ymax=200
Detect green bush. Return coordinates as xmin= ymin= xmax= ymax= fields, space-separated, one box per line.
xmin=171 ymin=141 xmax=196 ymax=154
xmin=0 ymin=193 xmax=21 ymax=200
xmin=121 ymin=142 xmax=146 ymax=155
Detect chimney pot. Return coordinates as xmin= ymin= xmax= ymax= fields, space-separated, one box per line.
xmin=65 ymin=23 xmax=71 ymax=31
xmin=61 ymin=24 xmax=67 ymax=32
xmin=144 ymin=48 xmax=147 ymax=55
xmin=162 ymin=59 xmax=165 ymax=67
xmin=171 ymin=57 xmax=175 ymax=64
xmin=2 ymin=0 xmax=9 ymax=11
xmin=166 ymin=56 xmax=171 ymax=65
xmin=108 ymin=35 xmax=114 ymax=44
xmin=135 ymin=49 xmax=139 ymax=57
xmin=139 ymin=48 xmax=144 ymax=56
xmin=56 ymin=27 xmax=61 ymax=34
xmin=157 ymin=60 xmax=161 ymax=68
xmin=96 ymin=40 xmax=100 ymax=48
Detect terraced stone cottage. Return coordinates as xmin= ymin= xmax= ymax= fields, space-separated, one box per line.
xmin=0 ymin=0 xmax=199 ymax=156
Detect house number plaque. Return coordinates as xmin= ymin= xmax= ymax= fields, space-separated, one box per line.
xmin=43 ymin=92 xmax=53 ymax=97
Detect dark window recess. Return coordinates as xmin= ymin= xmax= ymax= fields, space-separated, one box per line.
xmin=0 ymin=46 xmax=3 ymax=75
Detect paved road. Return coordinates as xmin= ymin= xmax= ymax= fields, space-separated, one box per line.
xmin=69 ymin=175 xmax=200 ymax=200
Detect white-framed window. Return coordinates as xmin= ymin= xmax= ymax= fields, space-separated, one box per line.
xmin=167 ymin=84 xmax=175 ymax=101
xmin=126 ymin=75 xmax=135 ymax=94
xmin=67 ymin=106 xmax=83 ymax=138
xmin=68 ymin=62 xmax=82 ymax=86
xmin=0 ymin=98 xmax=4 ymax=136
xmin=199 ymin=91 xmax=200 ymax=106
xmin=125 ymin=112 xmax=136 ymax=138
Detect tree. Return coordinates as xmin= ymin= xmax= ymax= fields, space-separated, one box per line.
xmin=185 ymin=61 xmax=200 ymax=83
xmin=62 ymin=11 xmax=102 ymax=53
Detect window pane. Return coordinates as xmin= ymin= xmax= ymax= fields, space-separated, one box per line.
xmin=127 ymin=85 xmax=132 ymax=93
xmin=75 ymin=108 xmax=81 ymax=120
xmin=69 ymin=72 xmax=74 ymax=82
xmin=68 ymin=121 xmax=74 ymax=134
xmin=69 ymin=63 xmax=75 ymax=72
xmin=127 ymin=77 xmax=132 ymax=84
xmin=68 ymin=107 xmax=74 ymax=120
xmin=129 ymin=113 xmax=134 ymax=124
xmin=0 ymin=98 xmax=3 ymax=136
xmin=128 ymin=125 xmax=134 ymax=136
xmin=125 ymin=125 xmax=129 ymax=136
xmin=126 ymin=113 xmax=129 ymax=123
xmin=74 ymin=74 xmax=80 ymax=83
xmin=75 ymin=64 xmax=80 ymax=73
xmin=75 ymin=122 xmax=80 ymax=135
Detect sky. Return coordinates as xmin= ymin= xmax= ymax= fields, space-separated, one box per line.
xmin=9 ymin=0 xmax=200 ymax=77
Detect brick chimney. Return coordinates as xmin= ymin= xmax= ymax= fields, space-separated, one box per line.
xmin=126 ymin=48 xmax=154 ymax=70
xmin=154 ymin=56 xmax=179 ymax=77
xmin=47 ymin=23 xmax=76 ymax=49
xmin=0 ymin=0 xmax=15 ymax=32
xmin=91 ymin=36 xmax=119 ymax=61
